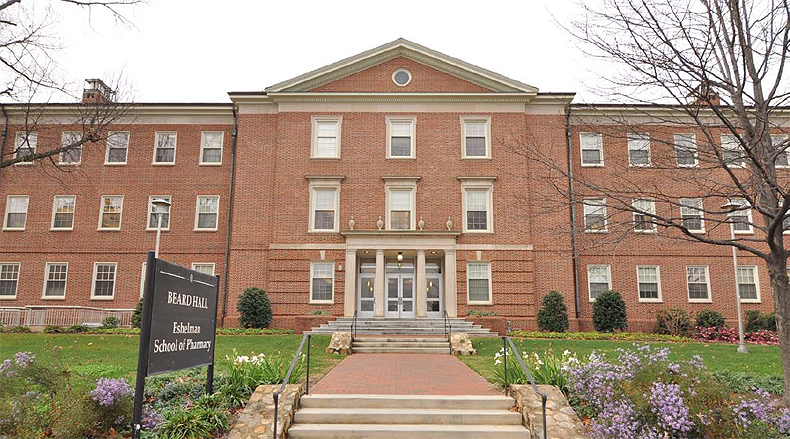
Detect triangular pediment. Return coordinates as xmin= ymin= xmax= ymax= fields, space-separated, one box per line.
xmin=265 ymin=38 xmax=538 ymax=94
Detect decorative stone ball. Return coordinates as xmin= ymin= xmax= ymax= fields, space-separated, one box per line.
xmin=377 ymin=215 xmax=384 ymax=230
xmin=348 ymin=216 xmax=355 ymax=230
xmin=446 ymin=216 xmax=453 ymax=231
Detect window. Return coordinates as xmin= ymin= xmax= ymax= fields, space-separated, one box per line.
xmin=192 ymin=263 xmax=215 ymax=276
xmin=147 ymin=196 xmax=171 ymax=230
xmin=680 ymin=198 xmax=704 ymax=232
xmin=153 ymin=132 xmax=177 ymax=164
xmin=674 ymin=134 xmax=697 ymax=166
xmin=99 ymin=196 xmax=123 ymax=230
xmin=628 ymin=133 xmax=651 ymax=166
xmin=195 ymin=196 xmax=219 ymax=231
xmin=43 ymin=263 xmax=68 ymax=298
xmin=386 ymin=116 xmax=415 ymax=158
xmin=580 ymin=133 xmax=603 ymax=166
xmin=637 ymin=266 xmax=662 ymax=301
xmin=737 ymin=266 xmax=760 ymax=302
xmin=632 ymin=199 xmax=656 ymax=232
xmin=51 ymin=196 xmax=76 ymax=230
xmin=587 ymin=265 xmax=611 ymax=301
xmin=389 ymin=190 xmax=412 ymax=230
xmin=309 ymin=182 xmax=339 ymax=232
xmin=105 ymin=132 xmax=129 ymax=164
xmin=58 ymin=132 xmax=82 ymax=164
xmin=310 ymin=261 xmax=334 ymax=303
xmin=91 ymin=263 xmax=116 ymax=299
xmin=462 ymin=180 xmax=494 ymax=233
xmin=392 ymin=68 xmax=412 ymax=86
xmin=728 ymin=198 xmax=753 ymax=233
xmin=461 ymin=116 xmax=491 ymax=158
xmin=311 ymin=117 xmax=341 ymax=158
xmin=200 ymin=132 xmax=223 ymax=165
xmin=774 ymin=135 xmax=789 ymax=167
xmin=3 ymin=195 xmax=29 ymax=230
xmin=721 ymin=135 xmax=744 ymax=167
xmin=583 ymin=198 xmax=607 ymax=232
xmin=0 ymin=263 xmax=20 ymax=298
xmin=467 ymin=262 xmax=492 ymax=304
xmin=686 ymin=266 xmax=710 ymax=301
xmin=14 ymin=131 xmax=36 ymax=164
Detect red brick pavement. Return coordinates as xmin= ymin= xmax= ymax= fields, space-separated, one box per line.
xmin=311 ymin=354 xmax=500 ymax=395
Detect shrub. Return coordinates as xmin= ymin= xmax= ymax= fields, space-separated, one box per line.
xmin=493 ymin=348 xmax=580 ymax=395
xmin=310 ymin=310 xmax=330 ymax=316
xmin=90 ymin=377 xmax=134 ymax=432
xmin=655 ymin=307 xmax=692 ymax=336
xmin=132 ymin=298 xmax=143 ymax=328
xmin=592 ymin=291 xmax=627 ymax=332
xmin=3 ymin=325 xmax=31 ymax=333
xmin=66 ymin=324 xmax=89 ymax=333
xmin=509 ymin=330 xmax=693 ymax=343
xmin=696 ymin=309 xmax=725 ymax=329
xmin=236 ymin=287 xmax=272 ymax=328
xmin=102 ymin=316 xmax=120 ymax=328
xmin=44 ymin=325 xmax=65 ymax=333
xmin=745 ymin=310 xmax=777 ymax=332
xmin=466 ymin=310 xmax=498 ymax=316
xmin=537 ymin=291 xmax=570 ymax=333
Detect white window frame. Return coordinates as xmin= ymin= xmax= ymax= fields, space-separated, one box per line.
xmin=152 ymin=131 xmax=177 ymax=165
xmin=686 ymin=265 xmax=712 ymax=303
xmin=737 ymin=265 xmax=761 ymax=303
xmin=194 ymin=195 xmax=220 ymax=231
xmin=0 ymin=262 xmax=20 ymax=299
xmin=466 ymin=261 xmax=493 ymax=305
xmin=674 ymin=133 xmax=698 ymax=167
xmin=587 ymin=264 xmax=612 ymax=302
xmin=308 ymin=178 xmax=341 ymax=233
xmin=199 ymin=131 xmax=224 ymax=166
xmin=461 ymin=178 xmax=495 ymax=233
xmin=58 ymin=131 xmax=83 ymax=165
xmin=680 ymin=197 xmax=705 ymax=233
xmin=3 ymin=195 xmax=29 ymax=231
xmin=721 ymin=134 xmax=745 ymax=168
xmin=386 ymin=115 xmax=416 ymax=159
xmin=392 ymin=68 xmax=412 ymax=86
xmin=579 ymin=132 xmax=604 ymax=167
xmin=773 ymin=134 xmax=789 ymax=168
xmin=384 ymin=177 xmax=418 ymax=230
xmin=147 ymin=195 xmax=172 ymax=231
xmin=309 ymin=261 xmax=335 ymax=304
xmin=104 ymin=131 xmax=130 ymax=165
xmin=50 ymin=195 xmax=76 ymax=231
xmin=583 ymin=197 xmax=607 ymax=233
xmin=728 ymin=198 xmax=753 ymax=234
xmin=627 ymin=133 xmax=651 ymax=167
xmin=14 ymin=131 xmax=36 ymax=166
xmin=90 ymin=262 xmax=117 ymax=300
xmin=632 ymin=199 xmax=657 ymax=233
xmin=191 ymin=263 xmax=216 ymax=276
xmin=636 ymin=265 xmax=662 ymax=303
xmin=460 ymin=115 xmax=492 ymax=159
xmin=98 ymin=195 xmax=124 ymax=231
xmin=42 ymin=262 xmax=68 ymax=299
xmin=311 ymin=116 xmax=342 ymax=159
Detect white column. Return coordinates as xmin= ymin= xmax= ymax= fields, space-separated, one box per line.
xmin=343 ymin=250 xmax=357 ymax=317
xmin=416 ymin=250 xmax=427 ymax=317
xmin=444 ymin=249 xmax=457 ymax=317
xmin=374 ymin=249 xmax=385 ymax=317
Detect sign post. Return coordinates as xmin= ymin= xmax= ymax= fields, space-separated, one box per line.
xmin=131 ymin=251 xmax=220 ymax=439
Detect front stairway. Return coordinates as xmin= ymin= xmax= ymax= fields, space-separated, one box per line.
xmin=351 ymin=336 xmax=451 ymax=354
xmin=287 ymin=394 xmax=530 ymax=439
xmin=305 ymin=317 xmax=496 ymax=336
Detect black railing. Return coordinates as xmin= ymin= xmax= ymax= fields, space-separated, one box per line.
xmin=502 ymin=336 xmax=548 ymax=439
xmin=351 ymin=310 xmax=358 ymax=342
xmin=272 ymin=333 xmax=310 ymax=439
xmin=444 ymin=311 xmax=452 ymax=354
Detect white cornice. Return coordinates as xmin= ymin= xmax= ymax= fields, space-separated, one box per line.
xmin=267 ymin=92 xmax=536 ymax=103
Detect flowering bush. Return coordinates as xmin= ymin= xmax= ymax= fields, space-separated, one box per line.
xmin=566 ymin=344 xmax=790 ymax=439
xmin=693 ymin=325 xmax=779 ymax=345
xmin=493 ymin=348 xmax=580 ymax=395
xmin=90 ymin=377 xmax=135 ymax=432
xmin=224 ymin=349 xmax=305 ymax=394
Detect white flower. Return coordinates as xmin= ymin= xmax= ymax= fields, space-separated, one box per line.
xmin=495 ymin=359 xmax=502 ymax=365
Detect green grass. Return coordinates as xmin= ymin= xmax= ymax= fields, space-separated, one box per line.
xmin=0 ymin=333 xmax=342 ymax=381
xmin=459 ymin=337 xmax=782 ymax=384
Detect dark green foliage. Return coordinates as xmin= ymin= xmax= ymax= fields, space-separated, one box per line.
xmin=236 ymin=287 xmax=273 ymax=328
xmin=466 ymin=310 xmax=498 ymax=316
xmin=3 ymin=325 xmax=31 ymax=333
xmin=745 ymin=310 xmax=777 ymax=332
xmin=695 ymin=309 xmax=725 ymax=329
xmin=66 ymin=324 xmax=89 ymax=333
xmin=655 ymin=307 xmax=691 ymax=336
xmin=537 ymin=291 xmax=570 ymax=333
xmin=102 ymin=316 xmax=120 ymax=328
xmin=44 ymin=325 xmax=65 ymax=333
xmin=712 ymin=370 xmax=784 ymax=395
xmin=592 ymin=290 xmax=627 ymax=332
xmin=132 ymin=298 xmax=143 ymax=328
xmin=310 ymin=310 xmax=330 ymax=315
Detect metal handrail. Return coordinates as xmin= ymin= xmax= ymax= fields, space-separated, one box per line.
xmin=351 ymin=310 xmax=357 ymax=342
xmin=502 ymin=336 xmax=548 ymax=439
xmin=444 ymin=311 xmax=452 ymax=354
xmin=272 ymin=333 xmax=311 ymax=439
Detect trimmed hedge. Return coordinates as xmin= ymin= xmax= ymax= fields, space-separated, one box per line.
xmin=509 ymin=330 xmax=694 ymax=343
xmin=592 ymin=290 xmax=627 ymax=332
xmin=537 ymin=291 xmax=569 ymax=333
xmin=695 ymin=309 xmax=725 ymax=329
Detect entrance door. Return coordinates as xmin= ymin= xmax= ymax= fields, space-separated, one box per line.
xmin=385 ymin=273 xmax=415 ymax=318
xmin=357 ymin=262 xmax=375 ymax=318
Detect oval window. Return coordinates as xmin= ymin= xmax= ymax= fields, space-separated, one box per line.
xmin=392 ymin=69 xmax=412 ymax=86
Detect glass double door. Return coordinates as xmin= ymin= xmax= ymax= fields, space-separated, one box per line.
xmin=386 ymin=272 xmax=415 ymax=318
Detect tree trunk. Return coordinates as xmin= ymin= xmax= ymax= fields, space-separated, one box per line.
xmin=768 ymin=257 xmax=790 ymax=402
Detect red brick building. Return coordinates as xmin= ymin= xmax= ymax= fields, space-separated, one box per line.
xmin=0 ymin=39 xmax=776 ymax=331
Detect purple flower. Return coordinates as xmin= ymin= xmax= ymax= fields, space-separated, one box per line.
xmin=649 ymin=382 xmax=695 ymax=434
xmin=13 ymin=351 xmax=34 ymax=368
xmin=90 ymin=377 xmax=132 ymax=406
xmin=667 ymin=363 xmax=681 ymax=374
xmin=0 ymin=359 xmax=12 ymax=376
xmin=141 ymin=404 xmax=163 ymax=430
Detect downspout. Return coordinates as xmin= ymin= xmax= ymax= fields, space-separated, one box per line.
xmin=221 ymin=105 xmax=238 ymax=326
xmin=565 ymin=105 xmax=581 ymax=319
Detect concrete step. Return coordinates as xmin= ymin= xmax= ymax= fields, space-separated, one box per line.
xmin=351 ymin=347 xmax=451 ymax=354
xmin=299 ymin=394 xmax=516 ymax=410
xmin=351 ymin=339 xmax=450 ymax=346
xmin=293 ymin=408 xmax=522 ymax=425
xmin=352 ymin=336 xmax=450 ymax=342
xmin=286 ymin=423 xmax=530 ymax=439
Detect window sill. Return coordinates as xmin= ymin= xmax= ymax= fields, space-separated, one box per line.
xmin=467 ymin=301 xmax=493 ymax=305
xmin=97 ymin=228 xmax=121 ymax=231
xmin=104 ymin=162 xmax=127 ymax=166
xmin=463 ymin=230 xmax=494 ymax=234
xmin=0 ymin=296 xmax=17 ymax=300
xmin=309 ymin=300 xmax=334 ymax=305
xmin=50 ymin=228 xmax=73 ymax=232
xmin=193 ymin=228 xmax=218 ymax=232
xmin=41 ymin=296 xmax=66 ymax=300
xmin=151 ymin=162 xmax=176 ymax=166
xmin=628 ymin=164 xmax=652 ymax=168
xmin=688 ymin=230 xmax=706 ymax=234
xmin=14 ymin=162 xmax=33 ymax=166
xmin=734 ymin=231 xmax=754 ymax=235
xmin=740 ymin=299 xmax=761 ymax=304
xmin=461 ymin=156 xmax=492 ymax=160
xmin=688 ymin=299 xmax=712 ymax=303
xmin=90 ymin=296 xmax=115 ymax=301
xmin=57 ymin=163 xmax=80 ymax=166
xmin=199 ymin=162 xmax=223 ymax=167
xmin=677 ymin=164 xmax=699 ymax=168
xmin=386 ymin=157 xmax=416 ymax=160
xmin=580 ymin=163 xmax=604 ymax=167
xmin=638 ymin=299 xmax=663 ymax=303
xmin=308 ymin=230 xmax=339 ymax=234
xmin=310 ymin=157 xmax=341 ymax=160
xmin=146 ymin=228 xmax=171 ymax=232
xmin=2 ymin=228 xmax=25 ymax=231
xmin=634 ymin=230 xmax=657 ymax=234
xmin=585 ymin=230 xmax=608 ymax=234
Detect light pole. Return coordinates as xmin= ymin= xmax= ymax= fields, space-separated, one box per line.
xmin=151 ymin=198 xmax=170 ymax=258
xmin=721 ymin=200 xmax=749 ymax=354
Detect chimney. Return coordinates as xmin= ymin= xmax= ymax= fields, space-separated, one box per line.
xmin=689 ymin=82 xmax=721 ymax=106
xmin=82 ymin=79 xmax=114 ymax=104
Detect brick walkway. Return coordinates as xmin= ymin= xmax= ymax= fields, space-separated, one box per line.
xmin=311 ymin=353 xmax=500 ymax=395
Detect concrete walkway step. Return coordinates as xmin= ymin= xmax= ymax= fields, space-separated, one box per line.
xmin=299 ymin=394 xmax=515 ymax=410
xmin=352 ymin=347 xmax=451 ymax=354
xmin=286 ymin=423 xmax=530 ymax=439
xmin=351 ymin=340 xmax=450 ymax=346
xmin=293 ymin=408 xmax=523 ymax=425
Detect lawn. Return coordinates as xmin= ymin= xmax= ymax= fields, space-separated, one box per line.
xmin=0 ymin=333 xmax=342 ymax=381
xmin=459 ymin=337 xmax=783 ymax=384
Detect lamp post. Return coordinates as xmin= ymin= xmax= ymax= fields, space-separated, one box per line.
xmin=721 ymin=200 xmax=749 ymax=354
xmin=151 ymin=198 xmax=171 ymax=258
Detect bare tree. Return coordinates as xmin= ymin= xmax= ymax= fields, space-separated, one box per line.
xmin=0 ymin=0 xmax=140 ymax=169
xmin=514 ymin=0 xmax=790 ymax=399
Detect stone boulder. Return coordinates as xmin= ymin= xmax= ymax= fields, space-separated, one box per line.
xmin=510 ymin=384 xmax=586 ymax=439
xmin=326 ymin=331 xmax=350 ymax=355
xmin=450 ymin=332 xmax=476 ymax=355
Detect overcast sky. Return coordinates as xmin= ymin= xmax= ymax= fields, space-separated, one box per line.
xmin=56 ymin=0 xmax=602 ymax=103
